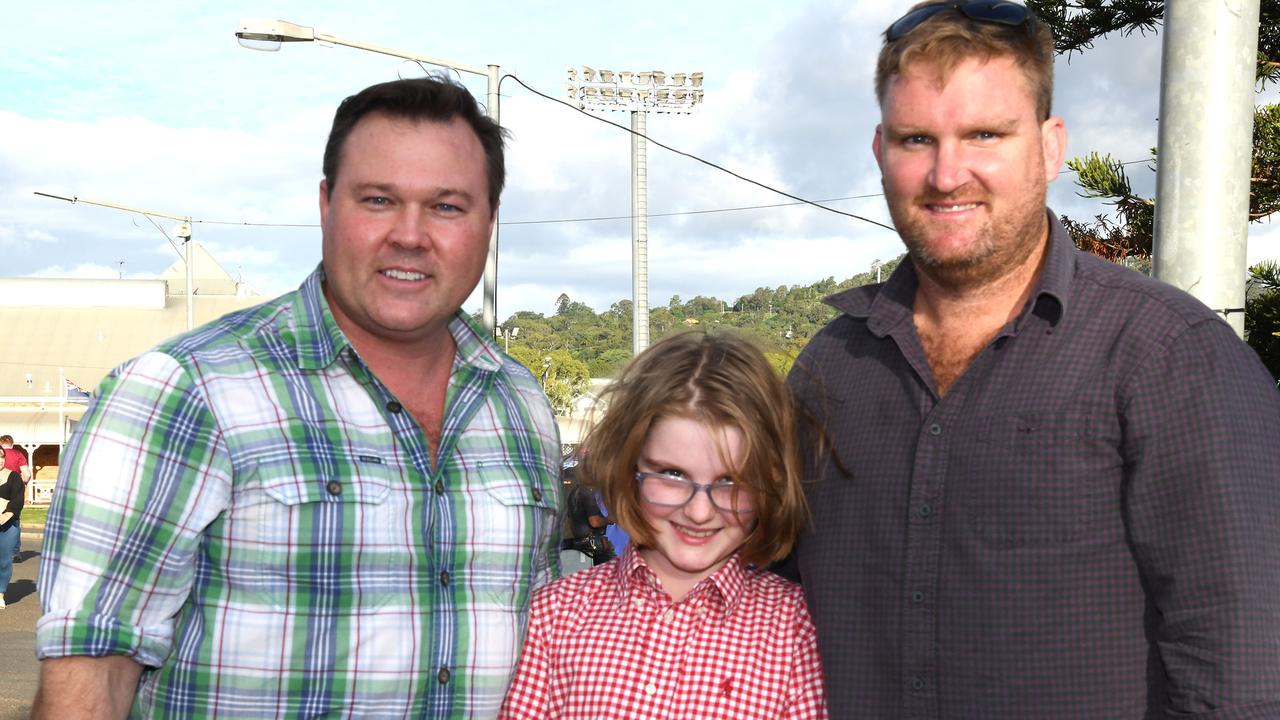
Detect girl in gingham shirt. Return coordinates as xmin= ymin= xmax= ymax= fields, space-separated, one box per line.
xmin=500 ymin=330 xmax=827 ymax=720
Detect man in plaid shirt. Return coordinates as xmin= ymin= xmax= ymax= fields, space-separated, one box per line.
xmin=32 ymin=77 xmax=562 ymax=719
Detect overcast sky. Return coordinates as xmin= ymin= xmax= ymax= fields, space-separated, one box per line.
xmin=4 ymin=1 xmax=1275 ymax=318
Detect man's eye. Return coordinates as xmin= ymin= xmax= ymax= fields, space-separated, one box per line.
xmin=363 ymin=196 xmax=390 ymax=206
xmin=436 ymin=203 xmax=462 ymax=213
xmin=975 ymin=131 xmax=1000 ymax=141
xmin=903 ymin=135 xmax=932 ymax=146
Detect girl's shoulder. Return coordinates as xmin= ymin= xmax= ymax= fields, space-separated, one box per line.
xmin=739 ymin=567 xmax=812 ymax=615
xmin=532 ymin=558 xmax=622 ymax=611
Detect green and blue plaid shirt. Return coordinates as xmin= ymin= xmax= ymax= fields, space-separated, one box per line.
xmin=37 ymin=266 xmax=562 ymax=718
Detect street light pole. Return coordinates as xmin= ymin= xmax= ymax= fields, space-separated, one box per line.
xmin=34 ymin=192 xmax=196 ymax=330
xmin=235 ymin=18 xmax=503 ymax=334
xmin=568 ymin=67 xmax=705 ymax=356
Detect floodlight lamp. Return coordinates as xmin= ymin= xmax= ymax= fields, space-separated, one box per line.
xmin=673 ymin=89 xmax=687 ymax=101
xmin=584 ymin=86 xmax=599 ymax=98
xmin=656 ymin=89 xmax=670 ymax=102
xmin=637 ymin=71 xmax=652 ymax=84
xmin=599 ymin=69 xmax=615 ymax=83
xmin=620 ymin=71 xmax=633 ymax=84
xmin=582 ymin=65 xmax=597 ymax=82
xmin=567 ymin=67 xmax=577 ymax=81
xmin=235 ymin=18 xmax=316 ymax=51
xmin=691 ymin=72 xmax=704 ymax=87
xmin=652 ymin=70 xmax=666 ymax=85
xmin=672 ymin=73 xmax=687 ymax=85
xmin=602 ymin=87 xmax=617 ymax=98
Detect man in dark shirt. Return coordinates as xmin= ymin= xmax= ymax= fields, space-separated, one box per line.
xmin=788 ymin=2 xmax=1280 ymax=718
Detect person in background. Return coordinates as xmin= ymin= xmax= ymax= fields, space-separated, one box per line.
xmin=788 ymin=2 xmax=1280 ymax=718
xmin=0 ymin=458 xmax=23 ymax=608
xmin=32 ymin=77 xmax=561 ymax=719
xmin=501 ymin=331 xmax=826 ymax=719
xmin=1 ymin=435 xmax=30 ymax=561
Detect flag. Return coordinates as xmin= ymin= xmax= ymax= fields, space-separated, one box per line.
xmin=65 ymin=377 xmax=91 ymax=402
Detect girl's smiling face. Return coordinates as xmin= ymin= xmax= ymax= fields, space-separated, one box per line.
xmin=635 ymin=415 xmax=754 ymax=602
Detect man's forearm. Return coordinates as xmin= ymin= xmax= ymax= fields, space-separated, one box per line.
xmin=31 ymin=655 xmax=144 ymax=720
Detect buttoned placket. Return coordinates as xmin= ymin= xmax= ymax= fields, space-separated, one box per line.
xmin=892 ymin=324 xmax=998 ymax=720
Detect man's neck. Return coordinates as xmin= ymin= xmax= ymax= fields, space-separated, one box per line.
xmin=339 ymin=318 xmax=459 ymax=468
xmin=911 ymin=225 xmax=1051 ymax=396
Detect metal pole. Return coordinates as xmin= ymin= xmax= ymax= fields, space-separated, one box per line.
xmin=1152 ymin=0 xmax=1260 ymax=338
xmin=482 ymin=64 xmax=501 ymax=334
xmin=177 ymin=220 xmax=194 ymax=331
xmin=631 ymin=110 xmax=649 ymax=356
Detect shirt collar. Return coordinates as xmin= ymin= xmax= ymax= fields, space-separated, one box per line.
xmin=612 ymin=544 xmax=748 ymax=617
xmin=830 ymin=209 xmax=1073 ymax=337
xmin=289 ymin=263 xmax=506 ymax=373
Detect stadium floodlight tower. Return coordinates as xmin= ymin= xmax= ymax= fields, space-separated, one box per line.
xmin=567 ymin=66 xmax=705 ymax=355
xmin=234 ymin=18 xmax=505 ymax=335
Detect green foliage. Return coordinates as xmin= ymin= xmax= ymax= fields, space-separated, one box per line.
xmin=1246 ymin=261 xmax=1280 ymax=382
xmin=1025 ymin=0 xmax=1162 ymax=56
xmin=496 ymin=260 xmax=906 ymax=409
xmin=506 ymin=345 xmax=590 ymax=415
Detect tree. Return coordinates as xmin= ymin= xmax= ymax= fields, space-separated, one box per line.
xmin=1028 ymin=0 xmax=1280 ymax=380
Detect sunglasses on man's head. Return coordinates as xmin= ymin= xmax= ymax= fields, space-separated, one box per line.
xmin=886 ymin=0 xmax=1033 ymax=42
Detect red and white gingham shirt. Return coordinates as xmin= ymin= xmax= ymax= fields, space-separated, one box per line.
xmin=499 ymin=544 xmax=828 ymax=719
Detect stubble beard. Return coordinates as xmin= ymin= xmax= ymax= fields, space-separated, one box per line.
xmin=888 ymin=182 xmax=1048 ymax=292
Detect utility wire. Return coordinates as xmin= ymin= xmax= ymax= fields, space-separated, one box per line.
xmin=503 ymin=73 xmax=899 ymax=232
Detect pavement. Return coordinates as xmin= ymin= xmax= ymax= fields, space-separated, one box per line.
xmin=1 ymin=529 xmax=43 ymax=720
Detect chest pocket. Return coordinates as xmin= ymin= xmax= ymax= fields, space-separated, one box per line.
xmin=466 ymin=459 xmax=559 ymax=609
xmin=225 ymin=452 xmax=405 ymax=609
xmin=964 ymin=413 xmax=1121 ymax=548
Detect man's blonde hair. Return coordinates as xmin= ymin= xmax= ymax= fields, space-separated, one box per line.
xmin=875 ymin=1 xmax=1056 ymax=120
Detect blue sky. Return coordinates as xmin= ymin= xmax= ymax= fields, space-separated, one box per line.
xmin=3 ymin=1 xmax=1273 ymax=317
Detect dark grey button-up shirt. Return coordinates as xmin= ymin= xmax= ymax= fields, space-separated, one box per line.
xmin=788 ymin=213 xmax=1280 ymax=719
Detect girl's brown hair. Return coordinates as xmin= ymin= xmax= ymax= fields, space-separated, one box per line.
xmin=578 ymin=330 xmax=808 ymax=566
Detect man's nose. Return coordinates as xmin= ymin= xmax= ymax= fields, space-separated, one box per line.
xmin=388 ymin=208 xmax=431 ymax=249
xmin=928 ymin=141 xmax=973 ymax=194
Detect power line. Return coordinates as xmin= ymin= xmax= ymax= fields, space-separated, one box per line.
xmin=503 ymin=73 xmax=899 ymax=232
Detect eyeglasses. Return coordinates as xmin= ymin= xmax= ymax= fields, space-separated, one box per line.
xmin=635 ymin=471 xmax=754 ymax=514
xmin=886 ymin=1 xmax=1033 ymax=42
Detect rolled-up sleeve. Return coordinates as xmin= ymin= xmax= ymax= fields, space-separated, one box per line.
xmin=37 ymin=351 xmax=232 ymax=667
xmin=1122 ymin=318 xmax=1280 ymax=716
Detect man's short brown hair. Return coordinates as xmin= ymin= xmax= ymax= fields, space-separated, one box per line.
xmin=875 ymin=1 xmax=1056 ymax=120
xmin=578 ymin=331 xmax=809 ymax=566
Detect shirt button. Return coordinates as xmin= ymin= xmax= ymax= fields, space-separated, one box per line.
xmin=531 ymin=487 xmax=542 ymax=502
xmin=325 ymin=480 xmax=342 ymax=496
xmin=661 ymin=609 xmax=674 ymax=622
xmin=911 ymin=591 xmax=925 ymax=603
xmin=910 ymin=676 xmax=926 ymax=691
xmin=440 ymin=570 xmax=450 ymax=586
xmin=386 ymin=400 xmax=403 ymax=414
xmin=918 ymin=503 xmax=933 ymax=517
xmin=633 ymin=599 xmax=645 ymax=610
xmin=644 ymin=682 xmax=657 ymax=696
xmin=929 ymin=423 xmax=942 ymax=436
xmin=434 ymin=480 xmax=445 ymax=494
xmin=437 ymin=667 xmax=451 ymax=684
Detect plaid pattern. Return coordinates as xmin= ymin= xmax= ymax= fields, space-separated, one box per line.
xmin=37 ymin=266 xmax=563 ymax=719
xmin=499 ymin=545 xmax=827 ymax=719
xmin=788 ymin=213 xmax=1280 ymax=719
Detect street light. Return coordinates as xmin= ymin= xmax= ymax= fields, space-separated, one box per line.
xmin=568 ymin=66 xmax=705 ymax=356
xmin=235 ymin=18 xmax=504 ymax=334
xmin=498 ymin=324 xmax=519 ymax=353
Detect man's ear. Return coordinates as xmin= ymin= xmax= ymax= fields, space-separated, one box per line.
xmin=318 ymin=179 xmax=330 ymax=227
xmin=872 ymin=124 xmax=886 ymax=171
xmin=1041 ymin=116 xmax=1067 ymax=184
